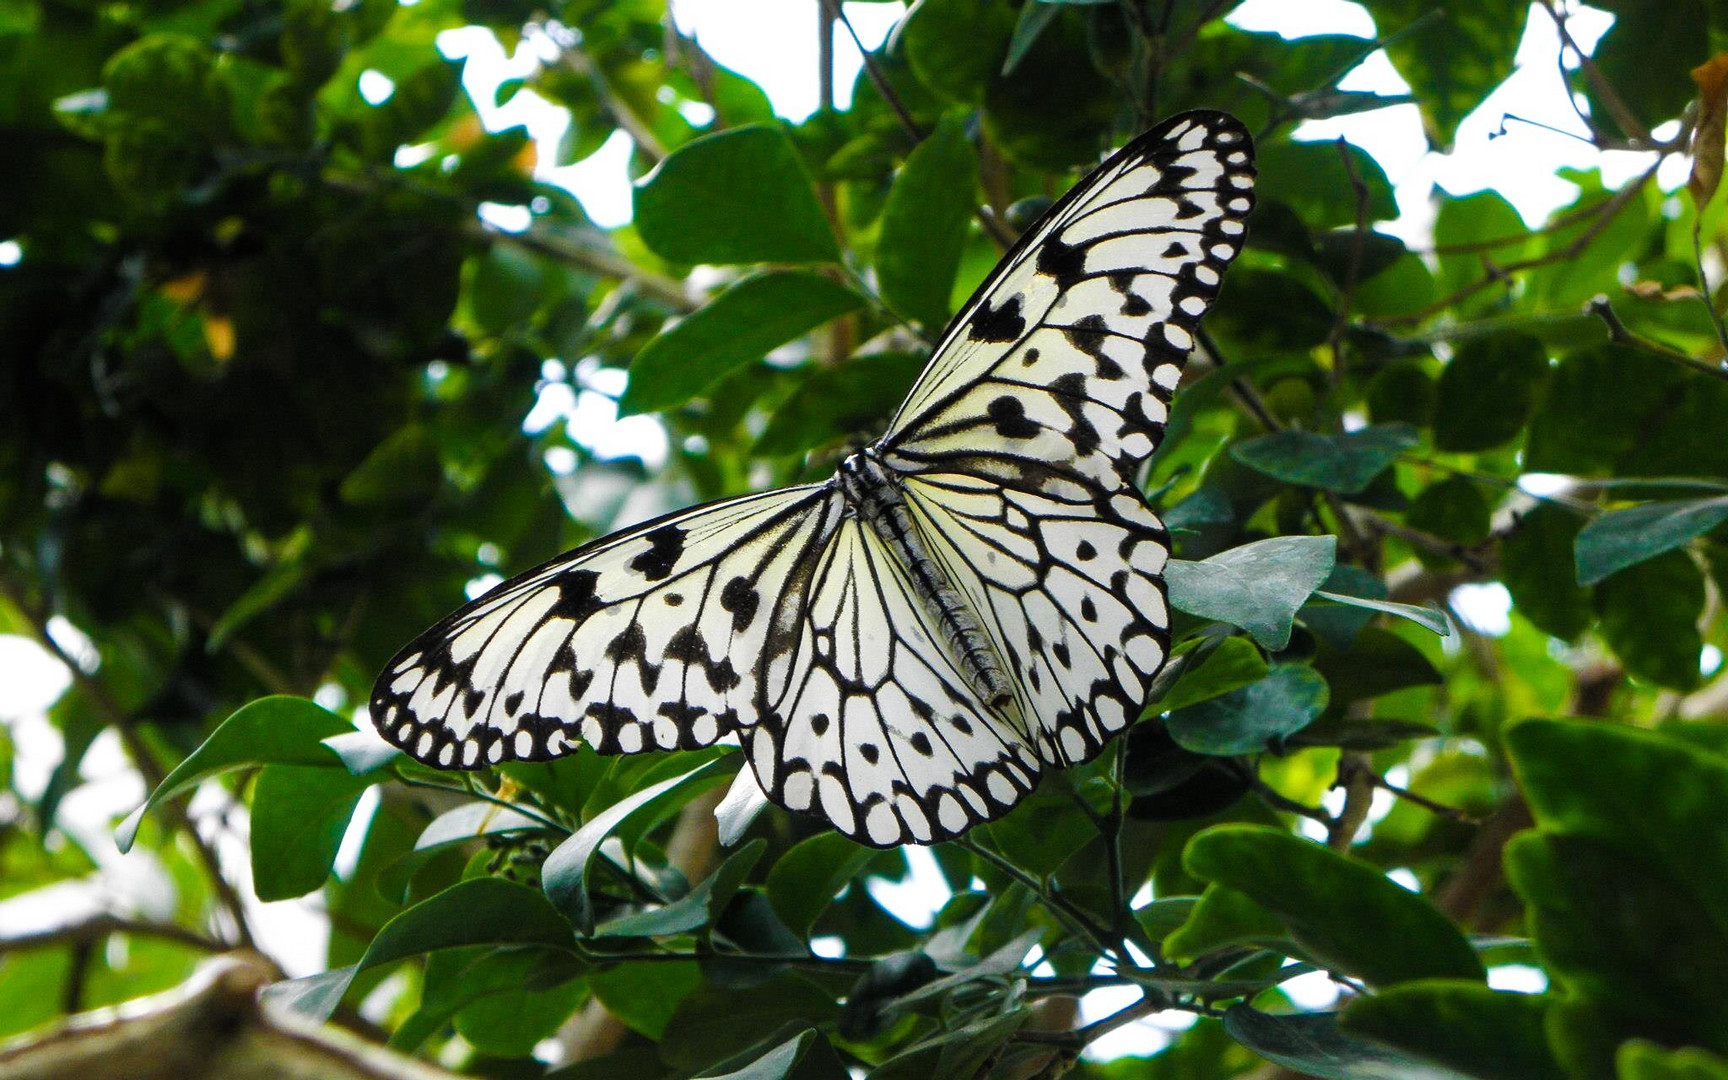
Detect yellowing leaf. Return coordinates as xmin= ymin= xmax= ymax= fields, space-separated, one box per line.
xmin=1689 ymin=52 xmax=1728 ymax=204
xmin=203 ymin=314 xmax=235 ymax=361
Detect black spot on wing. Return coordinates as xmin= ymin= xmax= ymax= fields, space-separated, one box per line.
xmin=1036 ymin=231 xmax=1088 ymax=287
xmin=987 ymin=396 xmax=1041 ymax=439
xmin=720 ymin=575 xmax=760 ymax=632
xmin=629 ymin=525 xmax=685 ymax=580
xmin=969 ymin=294 xmax=1026 ymax=343
xmin=549 ymin=570 xmax=603 ymax=621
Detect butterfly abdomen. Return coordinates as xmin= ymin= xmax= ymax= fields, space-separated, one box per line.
xmin=837 ymin=450 xmax=1015 ymax=711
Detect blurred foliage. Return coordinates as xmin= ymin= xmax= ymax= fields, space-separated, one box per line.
xmin=2 ymin=0 xmax=1728 ymax=1078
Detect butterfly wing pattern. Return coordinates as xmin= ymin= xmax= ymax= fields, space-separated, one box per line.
xmin=371 ymin=110 xmax=1253 ymax=846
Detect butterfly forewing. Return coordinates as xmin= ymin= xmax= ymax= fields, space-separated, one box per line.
xmin=370 ymin=110 xmax=1253 ymax=846
xmin=372 ymin=485 xmax=841 ymax=768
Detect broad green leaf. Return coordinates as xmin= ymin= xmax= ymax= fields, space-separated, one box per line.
xmin=1002 ymin=0 xmax=1060 ymax=75
xmin=1432 ymin=333 xmax=1548 ymax=452
xmin=766 ymin=831 xmax=874 ymax=939
xmin=1434 ymin=192 xmax=1531 ymax=305
xmin=1366 ymin=362 xmax=1437 ymax=428
xmin=1501 ymin=503 xmax=1593 ymax=640
xmin=1618 ymin=1042 xmax=1728 ymax=1080
xmin=542 ymin=756 xmax=732 ymax=933
xmin=1575 ymin=496 xmax=1728 ymax=586
xmin=661 ymin=979 xmax=838 ymax=1071
xmin=1312 ymin=627 xmax=1443 ymax=703
xmin=1525 ymin=345 xmax=1683 ymax=475
xmin=1132 ymin=896 xmax=1199 ymax=950
xmin=377 ymin=801 xmax=557 ymax=904
xmin=1585 ymin=0 xmax=1707 ymax=141
xmin=700 ymin=1030 xmax=822 ymax=1080
xmin=589 ymin=959 xmax=701 ymax=1039
xmin=320 ymin=730 xmax=401 ymax=775
xmin=877 ymin=114 xmax=977 ymax=330
xmin=1310 ymin=591 xmax=1450 ymax=638
xmin=262 ymin=878 xmax=573 ymax=1019
xmin=1342 ymin=981 xmax=1567 ymax=1080
xmin=1405 ymin=477 xmax=1491 ymax=555
xmin=595 ymin=839 xmax=764 ymax=938
xmin=1368 ymin=0 xmax=1529 ymax=147
xmin=901 ymin=0 xmax=1017 ymax=104
xmin=619 ymin=271 xmax=864 ymax=416
xmin=1157 ymin=636 xmax=1270 ymax=713
xmin=1534 ymin=169 xmax=1657 ymax=310
xmin=1165 ymin=535 xmax=1337 ymax=649
xmin=1161 ymin=883 xmax=1289 ymax=964
xmin=117 ymin=696 xmax=349 ymax=852
xmin=1223 ymin=1006 xmax=1476 ymax=1080
xmin=249 ymin=764 xmax=377 ymax=901
xmin=1505 ymin=719 xmax=1728 ymax=934
xmin=1504 ymin=832 xmax=1728 ymax=1054
xmin=980 ymin=7 xmax=1115 ymax=169
xmin=1232 ymin=424 xmax=1419 ymax=496
xmin=1165 ymin=665 xmax=1331 ymax=755
xmin=755 ymin=351 xmax=925 ymax=457
xmin=1208 ymin=269 xmax=1335 ymax=351
xmin=870 ymin=1007 xmax=1031 ymax=1080
xmin=338 ymin=424 xmax=440 ymax=508
xmin=1595 ymin=549 xmax=1705 ymax=690
xmin=1256 ymin=141 xmax=1397 ymax=228
xmin=635 ymin=125 xmax=838 ymax=264
xmin=1184 ymin=825 xmax=1484 ymax=987
xmin=394 ymin=947 xmax=581 ymax=1053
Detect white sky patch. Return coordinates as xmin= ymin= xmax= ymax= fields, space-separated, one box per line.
xmin=1703 ymin=644 xmax=1723 ymax=677
xmin=1489 ymin=964 xmax=1550 ymax=993
xmin=0 ymin=239 xmax=23 ymax=265
xmin=358 ymin=69 xmax=396 ymax=105
xmin=1282 ymin=967 xmax=1344 ymax=1010
xmin=1228 ymin=0 xmax=1374 ymax=37
xmin=1451 ymin=582 xmax=1514 ymax=637
xmin=865 ymin=845 xmax=952 ymax=930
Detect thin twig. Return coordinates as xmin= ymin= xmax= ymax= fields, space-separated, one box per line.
xmin=1691 ymin=220 xmax=1728 ymax=357
xmin=959 ymin=837 xmax=1119 ymax=960
xmin=1537 ymin=0 xmax=1652 ymax=148
xmin=1586 ymin=295 xmax=1728 ymax=381
xmin=1195 ymin=325 xmax=1282 ymax=431
xmin=1370 ymin=159 xmax=1661 ymax=328
xmin=1370 ymin=774 xmax=1481 ymax=823
xmin=0 ymin=915 xmax=229 ymax=957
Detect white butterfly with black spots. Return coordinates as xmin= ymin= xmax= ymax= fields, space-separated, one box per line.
xmin=371 ymin=110 xmax=1255 ymax=847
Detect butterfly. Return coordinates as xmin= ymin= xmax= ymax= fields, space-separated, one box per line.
xmin=371 ymin=110 xmax=1255 ymax=847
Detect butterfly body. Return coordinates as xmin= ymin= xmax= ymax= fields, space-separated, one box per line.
xmin=373 ymin=110 xmax=1255 ymax=845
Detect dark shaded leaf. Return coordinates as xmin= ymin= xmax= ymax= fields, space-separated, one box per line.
xmin=1594 ymin=549 xmax=1705 ymax=690
xmin=877 ymin=113 xmax=978 ymax=330
xmin=1501 ymin=503 xmax=1593 ymax=640
xmin=1341 ymin=981 xmax=1566 ymax=1080
xmin=250 ymin=764 xmax=378 ymax=901
xmin=1223 ymin=1006 xmax=1475 ymax=1080
xmin=1232 ymin=425 xmax=1419 ymax=495
xmin=1575 ymin=495 xmax=1728 ymax=586
xmin=1166 ymin=666 xmax=1331 ymax=755
xmin=1432 ymin=333 xmax=1548 ymax=452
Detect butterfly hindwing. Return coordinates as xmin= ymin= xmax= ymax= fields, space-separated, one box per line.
xmin=372 ymin=485 xmax=841 ymax=769
xmin=748 ymin=517 xmax=1040 ymax=847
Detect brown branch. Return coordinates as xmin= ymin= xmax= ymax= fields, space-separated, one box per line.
xmin=1537 ymin=0 xmax=1653 ymax=148
xmin=1586 ymin=294 xmax=1728 ymax=381
xmin=1 ymin=916 xmax=229 ymax=958
xmin=1327 ymin=751 xmax=1376 ymax=850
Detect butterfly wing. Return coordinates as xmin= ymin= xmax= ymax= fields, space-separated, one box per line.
xmin=899 ymin=471 xmax=1170 ymax=770
xmin=880 ymin=110 xmax=1255 ymax=487
xmin=744 ymin=515 xmax=1040 ymax=847
xmin=371 ymin=485 xmax=843 ymax=769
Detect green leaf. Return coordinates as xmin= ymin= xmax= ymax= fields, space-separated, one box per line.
xmin=338 ymin=424 xmax=441 ymax=508
xmin=589 ymin=959 xmax=701 ymax=1039
xmin=377 ymin=801 xmax=553 ymax=903
xmin=1223 ymin=1006 xmax=1477 ymax=1080
xmin=1575 ymin=496 xmax=1728 ymax=586
xmin=1157 ymin=636 xmax=1270 ymax=713
xmin=1525 ymin=345 xmax=1683 ymax=475
xmin=542 ymin=756 xmax=732 ymax=933
xmin=1165 ymin=665 xmax=1331 ymax=755
xmin=1207 ymin=269 xmax=1335 ymax=352
xmin=1504 ymin=831 xmax=1728 ymax=1055
xmin=1434 ymin=192 xmax=1530 ymax=307
xmin=619 ymin=271 xmax=864 ymax=416
xmin=1594 ymin=549 xmax=1705 ymax=690
xmin=1505 ymin=719 xmax=1728 ymax=936
xmin=1165 ymin=535 xmax=1337 ymax=649
xmin=1585 ymin=0 xmax=1707 ymax=140
xmin=1256 ymin=141 xmax=1397 ymax=228
xmin=1369 ymin=0 xmax=1529 ymax=147
xmin=117 ymin=696 xmax=349 ymax=852
xmin=871 ymin=1007 xmax=1031 ymax=1080
xmin=1184 ymin=825 xmax=1484 ymax=987
xmin=249 ymin=764 xmax=377 ymax=901
xmin=1534 ymin=169 xmax=1657 ymax=310
xmin=766 ymin=831 xmax=874 ymax=939
xmin=877 ymin=114 xmax=977 ymax=330
xmin=635 ymin=125 xmax=839 ymax=265
xmin=1342 ymin=981 xmax=1567 ymax=1080
xmin=448 ymin=948 xmax=588 ymax=1058
xmin=1312 ymin=627 xmax=1443 ymax=704
xmin=1162 ymin=883 xmax=1289 ymax=964
xmin=661 ymin=976 xmax=838 ymax=1070
xmin=1405 ymin=477 xmax=1491 ymax=557
xmin=262 ymin=878 xmax=573 ymax=1020
xmin=1432 ymin=333 xmax=1548 ymax=452
xmin=394 ymin=947 xmax=578 ymax=1052
xmin=1232 ymin=424 xmax=1419 ymax=496
xmin=980 ymin=9 xmax=1115 ymax=169
xmin=902 ymin=0 xmax=1017 ymax=104
xmin=596 ymin=839 xmax=765 ymax=938
xmin=1618 ymin=1042 xmax=1728 ymax=1080
xmin=755 ymin=352 xmax=925 ymax=457
xmin=700 ymin=1030 xmax=821 ymax=1080
xmin=1501 ymin=503 xmax=1593 ymax=640
xmin=1002 ymin=1 xmax=1060 ymax=75
xmin=1310 ymin=591 xmax=1450 ymax=638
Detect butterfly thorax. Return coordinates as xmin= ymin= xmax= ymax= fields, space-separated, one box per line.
xmin=836 ymin=449 xmax=1015 ymax=712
